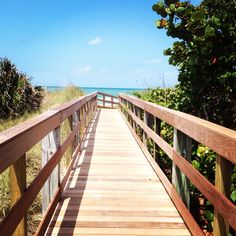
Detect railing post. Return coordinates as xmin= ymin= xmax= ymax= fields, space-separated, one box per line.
xmin=154 ymin=117 xmax=161 ymax=161
xmin=213 ymin=155 xmax=232 ymax=236
xmin=95 ymin=95 xmax=97 ymax=110
xmin=42 ymin=127 xmax=60 ymax=214
xmin=76 ymin=110 xmax=81 ymax=145
xmin=103 ymin=95 xmax=105 ymax=108
xmin=118 ymin=96 xmax=122 ymax=111
xmin=67 ymin=110 xmax=80 ymax=167
xmin=172 ymin=129 xmax=192 ymax=209
xmin=10 ymin=155 xmax=27 ymax=236
xmin=143 ymin=112 xmax=155 ymax=155
xmin=130 ymin=104 xmax=135 ymax=129
xmin=86 ymin=102 xmax=89 ymax=126
xmin=80 ymin=105 xmax=84 ymax=136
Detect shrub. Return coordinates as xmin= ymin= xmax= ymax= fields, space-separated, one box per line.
xmin=0 ymin=58 xmax=44 ymax=118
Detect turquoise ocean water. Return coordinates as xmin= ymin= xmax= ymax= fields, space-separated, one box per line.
xmin=46 ymin=86 xmax=143 ymax=97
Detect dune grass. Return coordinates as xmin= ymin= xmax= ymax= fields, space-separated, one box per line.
xmin=0 ymin=86 xmax=84 ymax=235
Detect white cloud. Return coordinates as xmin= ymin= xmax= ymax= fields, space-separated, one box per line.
xmin=73 ymin=66 xmax=92 ymax=75
xmin=143 ymin=58 xmax=162 ymax=64
xmin=88 ymin=37 xmax=102 ymax=46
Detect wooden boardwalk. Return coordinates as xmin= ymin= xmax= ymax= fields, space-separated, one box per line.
xmin=46 ymin=109 xmax=191 ymax=236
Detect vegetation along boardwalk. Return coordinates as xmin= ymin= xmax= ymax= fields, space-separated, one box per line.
xmin=0 ymin=92 xmax=235 ymax=236
xmin=46 ymin=109 xmax=190 ymax=235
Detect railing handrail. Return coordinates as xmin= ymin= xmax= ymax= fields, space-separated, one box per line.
xmin=97 ymin=91 xmax=118 ymax=99
xmin=0 ymin=92 xmax=97 ymax=174
xmin=119 ymin=93 xmax=236 ymax=235
xmin=119 ymin=93 xmax=236 ymax=164
xmin=97 ymin=92 xmax=118 ymax=109
xmin=0 ymin=92 xmax=98 ymax=236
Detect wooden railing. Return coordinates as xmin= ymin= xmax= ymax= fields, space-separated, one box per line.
xmin=119 ymin=93 xmax=236 ymax=236
xmin=0 ymin=92 xmax=97 ymax=236
xmin=97 ymin=92 xmax=118 ymax=109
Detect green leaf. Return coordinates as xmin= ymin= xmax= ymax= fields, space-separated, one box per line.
xmin=155 ymin=20 xmax=161 ymax=28
xmin=152 ymin=4 xmax=159 ymax=12
xmin=165 ymin=7 xmax=171 ymax=14
xmin=204 ymin=26 xmax=215 ymax=37
xmin=170 ymin=4 xmax=176 ymax=12
xmin=152 ymin=2 xmax=165 ymax=14
xmin=164 ymin=48 xmax=172 ymax=55
xmin=232 ymin=173 xmax=236 ymax=183
xmin=212 ymin=16 xmax=221 ymax=26
xmin=205 ymin=210 xmax=214 ymax=221
xmin=231 ymin=190 xmax=236 ymax=202
xmin=191 ymin=11 xmax=204 ymax=22
xmin=192 ymin=160 xmax=200 ymax=170
xmin=176 ymin=7 xmax=185 ymax=13
xmin=206 ymin=200 xmax=211 ymax=206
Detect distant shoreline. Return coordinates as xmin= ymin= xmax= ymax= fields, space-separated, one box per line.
xmin=43 ymin=86 xmax=144 ymax=96
xmin=44 ymin=85 xmax=145 ymax=90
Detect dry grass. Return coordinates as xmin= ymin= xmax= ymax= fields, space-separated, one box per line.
xmin=0 ymin=86 xmax=84 ymax=235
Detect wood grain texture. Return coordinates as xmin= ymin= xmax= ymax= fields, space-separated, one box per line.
xmin=120 ymin=102 xmax=236 ymax=230
xmin=46 ymin=109 xmax=191 ymax=236
xmin=0 ymin=93 xmax=97 ymax=174
xmin=119 ymin=93 xmax=236 ymax=164
xmin=121 ymin=111 xmax=204 ymax=236
xmin=0 ymin=95 xmax=97 ymax=236
xmin=10 ymin=154 xmax=27 ymax=236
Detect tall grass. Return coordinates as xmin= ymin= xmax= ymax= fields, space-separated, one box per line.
xmin=0 ymin=86 xmax=84 ymax=235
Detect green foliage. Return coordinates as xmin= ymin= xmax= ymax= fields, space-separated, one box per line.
xmin=133 ymin=86 xmax=189 ymax=111
xmin=192 ymin=145 xmax=216 ymax=184
xmin=0 ymin=58 xmax=44 ymax=118
xmin=152 ymin=0 xmax=236 ymax=129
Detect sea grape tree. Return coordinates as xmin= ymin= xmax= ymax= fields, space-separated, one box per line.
xmin=152 ymin=0 xmax=236 ymax=129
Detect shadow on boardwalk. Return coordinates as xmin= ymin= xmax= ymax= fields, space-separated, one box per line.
xmin=48 ymin=110 xmax=101 ymax=235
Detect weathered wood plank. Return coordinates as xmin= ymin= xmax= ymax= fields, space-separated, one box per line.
xmin=42 ymin=127 xmax=60 ymax=214
xmin=120 ymin=102 xmax=236 ymax=230
xmin=213 ymin=155 xmax=232 ymax=236
xmin=46 ymin=227 xmax=191 ymax=235
xmin=46 ymin=109 xmax=191 ymax=236
xmin=0 ymin=93 xmax=97 ymax=174
xmin=121 ymin=110 xmax=204 ymax=236
xmin=10 ymin=154 xmax=27 ymax=236
xmin=120 ymin=93 xmax=236 ymax=164
xmin=172 ymin=129 xmax=192 ymax=209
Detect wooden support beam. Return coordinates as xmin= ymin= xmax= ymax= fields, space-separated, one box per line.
xmin=213 ymin=155 xmax=232 ymax=236
xmin=42 ymin=127 xmax=60 ymax=214
xmin=143 ymin=111 xmax=154 ymax=147
xmin=103 ymin=95 xmax=105 ymax=108
xmin=75 ymin=110 xmax=81 ymax=145
xmin=67 ymin=111 xmax=79 ymax=167
xmin=143 ymin=111 xmax=148 ymax=146
xmin=154 ymin=117 xmax=161 ymax=162
xmin=10 ymin=154 xmax=27 ymax=236
xmin=172 ymin=129 xmax=192 ymax=209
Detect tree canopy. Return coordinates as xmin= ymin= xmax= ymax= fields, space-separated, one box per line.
xmin=152 ymin=0 xmax=236 ymax=129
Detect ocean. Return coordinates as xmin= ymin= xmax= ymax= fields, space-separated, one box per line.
xmin=46 ymin=86 xmax=144 ymax=97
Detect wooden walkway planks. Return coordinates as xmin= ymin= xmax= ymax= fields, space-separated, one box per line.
xmin=46 ymin=109 xmax=191 ymax=236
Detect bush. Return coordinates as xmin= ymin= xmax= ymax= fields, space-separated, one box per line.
xmin=0 ymin=58 xmax=44 ymax=118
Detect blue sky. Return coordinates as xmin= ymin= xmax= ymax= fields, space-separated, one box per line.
xmin=0 ymin=0 xmax=200 ymax=88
